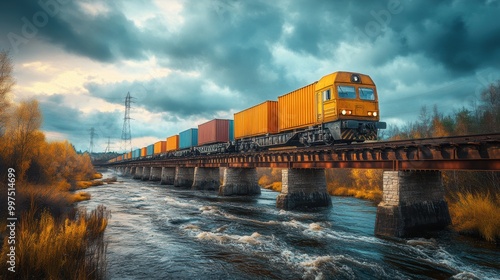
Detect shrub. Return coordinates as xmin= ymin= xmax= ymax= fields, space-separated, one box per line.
xmin=449 ymin=192 xmax=500 ymax=242
xmin=0 ymin=205 xmax=109 ymax=279
xmin=330 ymin=186 xmax=382 ymax=203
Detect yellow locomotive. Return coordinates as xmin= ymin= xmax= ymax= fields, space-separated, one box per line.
xmin=234 ymin=71 xmax=386 ymax=151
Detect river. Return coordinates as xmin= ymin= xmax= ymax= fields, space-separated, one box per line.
xmin=78 ymin=171 xmax=499 ymax=280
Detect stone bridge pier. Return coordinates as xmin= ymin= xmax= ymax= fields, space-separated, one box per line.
xmin=174 ymin=167 xmax=195 ymax=187
xmin=149 ymin=167 xmax=162 ymax=181
xmin=375 ymin=170 xmax=451 ymax=238
xmin=192 ymin=167 xmax=220 ymax=191
xmin=133 ymin=166 xmax=143 ymax=179
xmin=219 ymin=168 xmax=261 ymax=196
xmin=161 ymin=167 xmax=175 ymax=185
xmin=276 ymin=168 xmax=332 ymax=210
xmin=142 ymin=167 xmax=151 ymax=181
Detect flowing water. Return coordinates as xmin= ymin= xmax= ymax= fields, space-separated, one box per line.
xmin=78 ymin=171 xmax=499 ymax=280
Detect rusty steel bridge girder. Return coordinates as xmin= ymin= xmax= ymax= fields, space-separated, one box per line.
xmin=104 ymin=133 xmax=500 ymax=171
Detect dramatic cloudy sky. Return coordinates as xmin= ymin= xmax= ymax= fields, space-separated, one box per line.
xmin=1 ymin=0 xmax=499 ymax=152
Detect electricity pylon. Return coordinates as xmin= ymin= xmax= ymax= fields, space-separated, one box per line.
xmin=89 ymin=127 xmax=97 ymax=154
xmin=121 ymin=92 xmax=133 ymax=153
xmin=104 ymin=136 xmax=112 ymax=153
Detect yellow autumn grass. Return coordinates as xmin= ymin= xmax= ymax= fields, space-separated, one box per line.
xmin=71 ymin=192 xmax=92 ymax=202
xmin=0 ymin=205 xmax=109 ymax=279
xmin=258 ymin=174 xmax=282 ymax=192
xmin=76 ymin=180 xmax=104 ymax=189
xmin=263 ymin=182 xmax=282 ymax=192
xmin=330 ymin=186 xmax=383 ymax=203
xmin=448 ymin=192 xmax=500 ymax=242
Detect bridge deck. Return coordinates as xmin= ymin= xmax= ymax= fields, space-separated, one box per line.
xmin=100 ymin=133 xmax=500 ymax=171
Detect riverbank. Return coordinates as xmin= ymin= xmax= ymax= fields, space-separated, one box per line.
xmin=76 ymin=173 xmax=118 ymax=190
xmin=0 ymin=172 xmax=112 ymax=279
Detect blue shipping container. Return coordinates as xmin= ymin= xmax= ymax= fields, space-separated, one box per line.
xmin=132 ymin=149 xmax=141 ymax=159
xmin=228 ymin=120 xmax=234 ymax=141
xmin=179 ymin=128 xmax=198 ymax=149
xmin=147 ymin=144 xmax=154 ymax=156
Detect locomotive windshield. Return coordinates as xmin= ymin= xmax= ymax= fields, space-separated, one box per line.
xmin=359 ymin=87 xmax=375 ymax=100
xmin=337 ymin=86 xmax=356 ymax=99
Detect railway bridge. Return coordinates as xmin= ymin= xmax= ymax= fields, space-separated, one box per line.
xmin=101 ymin=133 xmax=500 ymax=238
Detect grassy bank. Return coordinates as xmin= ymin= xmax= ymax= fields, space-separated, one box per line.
xmin=260 ymin=182 xmax=282 ymax=192
xmin=0 ymin=176 xmax=110 ymax=278
xmin=448 ymin=192 xmax=500 ymax=242
xmin=330 ymin=186 xmax=382 ymax=203
xmin=1 ymin=205 xmax=109 ymax=279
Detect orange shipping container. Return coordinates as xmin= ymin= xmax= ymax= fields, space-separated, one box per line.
xmin=278 ymin=82 xmax=317 ymax=132
xmin=166 ymin=135 xmax=179 ymax=151
xmin=141 ymin=147 xmax=147 ymax=157
xmin=127 ymin=151 xmax=132 ymax=159
xmin=234 ymin=100 xmax=278 ymax=139
xmin=154 ymin=141 xmax=167 ymax=154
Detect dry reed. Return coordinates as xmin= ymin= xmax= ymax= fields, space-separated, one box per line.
xmin=448 ymin=192 xmax=500 ymax=242
xmin=0 ymin=205 xmax=109 ymax=279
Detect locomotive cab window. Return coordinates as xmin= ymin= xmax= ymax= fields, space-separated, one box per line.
xmin=359 ymin=87 xmax=375 ymax=100
xmin=337 ymin=86 xmax=356 ymax=99
xmin=323 ymin=89 xmax=331 ymax=101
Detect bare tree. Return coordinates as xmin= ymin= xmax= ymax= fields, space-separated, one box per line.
xmin=480 ymin=80 xmax=500 ymax=132
xmin=0 ymin=50 xmax=15 ymax=133
xmin=6 ymin=100 xmax=44 ymax=181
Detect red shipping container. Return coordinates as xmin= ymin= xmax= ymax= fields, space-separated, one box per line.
xmin=198 ymin=119 xmax=231 ymax=145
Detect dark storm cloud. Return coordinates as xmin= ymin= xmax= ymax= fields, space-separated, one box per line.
xmin=0 ymin=0 xmax=145 ymax=61
xmin=85 ymin=71 xmax=247 ymax=119
xmin=350 ymin=0 xmax=500 ymax=73
xmin=2 ymin=0 xmax=499 ymax=73
xmin=153 ymin=1 xmax=289 ymax=101
xmin=39 ymin=94 xmax=122 ymax=137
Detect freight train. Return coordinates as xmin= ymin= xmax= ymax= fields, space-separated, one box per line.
xmin=108 ymin=71 xmax=386 ymax=163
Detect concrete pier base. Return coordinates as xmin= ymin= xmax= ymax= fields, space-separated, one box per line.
xmin=149 ymin=167 xmax=162 ymax=181
xmin=124 ymin=167 xmax=130 ymax=176
xmin=142 ymin=167 xmax=151 ymax=181
xmin=219 ymin=168 xmax=261 ymax=196
xmin=276 ymin=169 xmax=332 ymax=210
xmin=375 ymin=171 xmax=451 ymax=238
xmin=133 ymin=167 xmax=143 ymax=179
xmin=161 ymin=167 xmax=175 ymax=185
xmin=174 ymin=167 xmax=195 ymax=187
xmin=192 ymin=167 xmax=220 ymax=190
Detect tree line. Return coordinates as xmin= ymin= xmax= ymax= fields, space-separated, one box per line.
xmin=0 ymin=50 xmax=108 ymax=279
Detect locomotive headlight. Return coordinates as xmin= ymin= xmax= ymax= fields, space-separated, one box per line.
xmin=373 ymin=112 xmax=378 ymax=117
xmin=341 ymin=109 xmax=347 ymax=115
xmin=368 ymin=112 xmax=372 ymax=116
